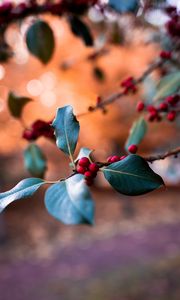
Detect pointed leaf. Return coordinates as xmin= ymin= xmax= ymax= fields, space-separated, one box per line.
xmin=45 ymin=174 xmax=95 ymax=225
xmin=0 ymin=178 xmax=45 ymax=212
xmin=109 ymin=0 xmax=139 ymax=13
xmin=26 ymin=20 xmax=55 ymax=64
xmin=69 ymin=16 xmax=93 ymax=46
xmin=52 ymin=106 xmax=80 ymax=159
xmin=24 ymin=144 xmax=47 ymax=178
xmin=103 ymin=155 xmax=164 ymax=196
xmin=75 ymin=147 xmax=93 ymax=162
xmin=153 ymin=72 xmax=180 ymax=102
xmin=125 ymin=117 xmax=147 ymax=151
xmin=8 ymin=91 xmax=32 ymax=118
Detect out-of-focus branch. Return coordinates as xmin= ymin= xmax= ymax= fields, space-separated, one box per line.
xmin=144 ymin=147 xmax=180 ymax=163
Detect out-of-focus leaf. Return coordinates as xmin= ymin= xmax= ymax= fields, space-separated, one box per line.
xmin=109 ymin=0 xmax=139 ymax=13
xmin=93 ymin=67 xmax=105 ymax=82
xmin=24 ymin=144 xmax=47 ymax=178
xmin=8 ymin=91 xmax=32 ymax=118
xmin=153 ymin=72 xmax=180 ymax=102
xmin=125 ymin=117 xmax=147 ymax=151
xmin=69 ymin=16 xmax=93 ymax=46
xmin=26 ymin=20 xmax=55 ymax=64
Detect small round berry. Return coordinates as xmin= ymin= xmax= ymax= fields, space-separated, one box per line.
xmin=160 ymin=51 xmax=172 ymax=59
xmin=22 ymin=129 xmax=37 ymax=141
xmin=136 ymin=101 xmax=144 ymax=112
xmin=128 ymin=144 xmax=138 ymax=154
xmin=165 ymin=95 xmax=174 ymax=104
xmin=111 ymin=156 xmax=120 ymax=163
xmin=84 ymin=171 xmax=93 ymax=178
xmin=89 ymin=163 xmax=99 ymax=173
xmin=78 ymin=157 xmax=90 ymax=167
xmin=167 ymin=111 xmax=176 ymax=121
xmin=147 ymin=105 xmax=156 ymax=113
xmin=107 ymin=156 xmax=113 ymax=163
xmin=77 ymin=166 xmax=86 ymax=174
xmin=159 ymin=102 xmax=168 ymax=111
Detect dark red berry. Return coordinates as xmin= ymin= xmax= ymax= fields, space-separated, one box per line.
xmin=78 ymin=157 xmax=90 ymax=167
xmin=147 ymin=105 xmax=156 ymax=113
xmin=159 ymin=102 xmax=168 ymax=111
xmin=89 ymin=163 xmax=99 ymax=173
xmin=77 ymin=166 xmax=86 ymax=174
xmin=84 ymin=171 xmax=93 ymax=178
xmin=128 ymin=144 xmax=138 ymax=154
xmin=22 ymin=129 xmax=38 ymax=141
xmin=136 ymin=101 xmax=144 ymax=112
xmin=160 ymin=51 xmax=172 ymax=59
xmin=166 ymin=95 xmax=175 ymax=104
xmin=167 ymin=111 xmax=176 ymax=121
xmin=85 ymin=178 xmax=94 ymax=186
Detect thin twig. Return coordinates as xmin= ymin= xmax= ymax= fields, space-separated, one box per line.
xmin=144 ymin=146 xmax=180 ymax=163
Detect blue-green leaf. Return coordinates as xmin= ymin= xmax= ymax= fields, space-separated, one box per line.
xmin=75 ymin=147 xmax=93 ymax=162
xmin=52 ymin=106 xmax=80 ymax=160
xmin=153 ymin=72 xmax=180 ymax=102
xmin=45 ymin=174 xmax=95 ymax=225
xmin=24 ymin=144 xmax=47 ymax=178
xmin=8 ymin=91 xmax=32 ymax=118
xmin=0 ymin=178 xmax=45 ymax=212
xmin=103 ymin=155 xmax=164 ymax=196
xmin=125 ymin=117 xmax=147 ymax=151
xmin=109 ymin=0 xmax=139 ymax=13
xmin=26 ymin=20 xmax=55 ymax=64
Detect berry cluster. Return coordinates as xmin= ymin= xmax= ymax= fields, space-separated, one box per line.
xmin=107 ymin=145 xmax=137 ymax=162
xmin=76 ymin=157 xmax=99 ymax=186
xmin=121 ymin=77 xmax=137 ymax=94
xmin=23 ymin=119 xmax=54 ymax=141
xmin=0 ymin=0 xmax=98 ymax=24
xmin=159 ymin=51 xmax=172 ymax=60
xmin=165 ymin=6 xmax=180 ymax=38
xmin=136 ymin=94 xmax=179 ymax=122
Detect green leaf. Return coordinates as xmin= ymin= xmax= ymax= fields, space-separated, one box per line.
xmin=125 ymin=117 xmax=147 ymax=151
xmin=8 ymin=91 xmax=32 ymax=118
xmin=153 ymin=72 xmax=180 ymax=102
xmin=0 ymin=178 xmax=45 ymax=212
xmin=45 ymin=174 xmax=95 ymax=225
xmin=143 ymin=76 xmax=157 ymax=104
xmin=109 ymin=0 xmax=139 ymax=13
xmin=24 ymin=144 xmax=47 ymax=178
xmin=69 ymin=16 xmax=93 ymax=46
xmin=52 ymin=106 xmax=80 ymax=162
xmin=103 ymin=155 xmax=164 ymax=196
xmin=26 ymin=20 xmax=55 ymax=64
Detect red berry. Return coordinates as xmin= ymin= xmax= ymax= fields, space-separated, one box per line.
xmin=78 ymin=157 xmax=90 ymax=167
xmin=107 ymin=156 xmax=113 ymax=162
xmin=159 ymin=102 xmax=168 ymax=111
xmin=160 ymin=51 xmax=172 ymax=59
xmin=136 ymin=101 xmax=144 ymax=112
xmin=147 ymin=105 xmax=156 ymax=113
xmin=166 ymin=95 xmax=174 ymax=104
xmin=111 ymin=156 xmax=120 ymax=163
xmin=128 ymin=144 xmax=138 ymax=154
xmin=84 ymin=171 xmax=93 ymax=178
xmin=89 ymin=163 xmax=99 ymax=173
xmin=167 ymin=111 xmax=176 ymax=121
xmin=22 ymin=129 xmax=38 ymax=141
xmin=77 ymin=166 xmax=86 ymax=174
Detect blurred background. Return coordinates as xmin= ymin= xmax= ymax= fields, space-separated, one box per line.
xmin=0 ymin=1 xmax=180 ymax=299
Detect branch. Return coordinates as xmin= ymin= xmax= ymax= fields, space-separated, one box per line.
xmin=77 ymin=58 xmax=165 ymax=118
xmin=144 ymin=146 xmax=180 ymax=163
